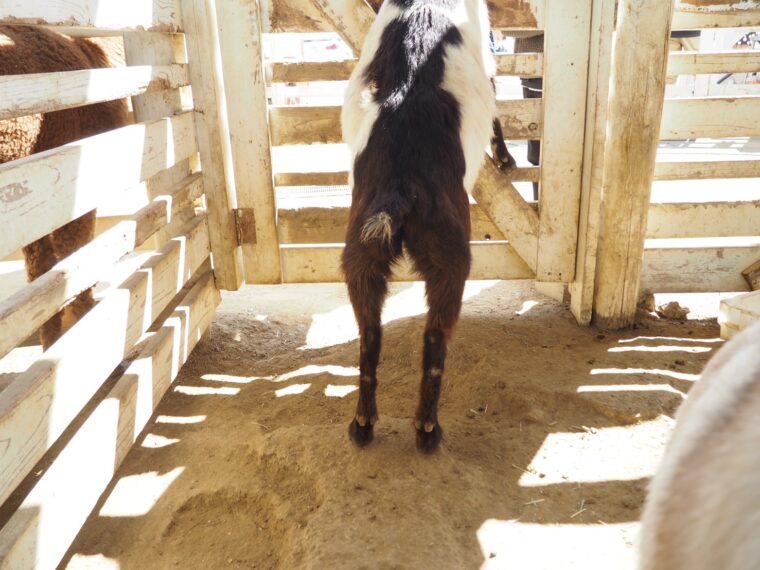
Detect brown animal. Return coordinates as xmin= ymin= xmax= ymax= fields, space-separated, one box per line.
xmin=0 ymin=25 xmax=130 ymax=349
xmin=639 ymin=320 xmax=760 ymax=570
xmin=341 ymin=0 xmax=499 ymax=452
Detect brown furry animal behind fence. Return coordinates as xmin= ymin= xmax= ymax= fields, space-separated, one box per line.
xmin=0 ymin=25 xmax=130 ymax=349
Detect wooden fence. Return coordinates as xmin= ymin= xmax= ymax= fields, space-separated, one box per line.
xmin=0 ymin=0 xmax=759 ymax=566
xmin=0 ymin=1 xmax=246 ymax=566
xmin=263 ymin=0 xmax=760 ymax=327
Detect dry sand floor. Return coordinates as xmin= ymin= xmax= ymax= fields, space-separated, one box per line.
xmin=64 ymin=281 xmax=721 ymax=569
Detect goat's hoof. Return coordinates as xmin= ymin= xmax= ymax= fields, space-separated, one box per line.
xmin=349 ymin=418 xmax=375 ymax=447
xmin=415 ymin=423 xmax=443 ymax=453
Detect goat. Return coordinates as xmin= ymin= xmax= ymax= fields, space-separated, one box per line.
xmin=0 ymin=25 xmax=130 ymax=349
xmin=639 ymin=320 xmax=760 ymax=570
xmin=341 ymin=0 xmax=502 ymax=452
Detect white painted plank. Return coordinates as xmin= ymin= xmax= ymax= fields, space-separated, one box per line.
xmin=647 ymin=201 xmax=760 ymax=239
xmin=269 ymin=99 xmax=542 ymax=145
xmin=654 ymin=159 xmax=760 ymax=180
xmin=569 ymin=0 xmax=617 ymax=325
xmin=593 ymin=0 xmax=674 ymax=328
xmin=280 ymin=242 xmax=534 ymax=283
xmin=661 ymin=97 xmax=760 ymax=140
xmin=0 ymin=112 xmax=197 ymax=260
xmin=642 ymin=240 xmax=760 ymax=293
xmin=0 ymin=215 xmax=210 ymax=508
xmin=668 ymin=50 xmax=760 ymax=76
xmin=266 ymin=53 xmax=543 ymax=83
xmin=0 ymin=271 xmax=219 ymax=570
xmin=536 ymin=0 xmax=593 ymax=282
xmin=181 ymin=0 xmax=243 ymax=290
xmin=0 ymin=65 xmax=188 ymax=121
xmin=0 ymin=174 xmax=203 ymax=360
xmin=0 ymin=0 xmax=183 ymax=32
xmin=217 ymin=0 xmax=282 ymax=284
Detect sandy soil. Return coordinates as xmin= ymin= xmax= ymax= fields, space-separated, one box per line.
xmin=64 ymin=281 xmax=721 ymax=570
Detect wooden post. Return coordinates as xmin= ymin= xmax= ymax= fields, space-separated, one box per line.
xmin=568 ymin=0 xmax=616 ymax=325
xmin=181 ymin=0 xmax=244 ymax=290
xmin=592 ymin=0 xmax=675 ymax=329
xmin=535 ymin=0 xmax=593 ymax=283
xmin=123 ymin=31 xmax=192 ymax=249
xmin=216 ymin=0 xmax=282 ymax=284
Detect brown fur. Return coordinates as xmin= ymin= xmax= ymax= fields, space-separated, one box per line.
xmin=0 ymin=25 xmax=130 ymax=349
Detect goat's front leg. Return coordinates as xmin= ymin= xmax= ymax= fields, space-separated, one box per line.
xmin=491 ymin=118 xmax=517 ymax=171
xmin=490 ymin=78 xmax=517 ymax=171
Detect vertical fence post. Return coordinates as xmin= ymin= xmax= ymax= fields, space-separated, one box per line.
xmin=568 ymin=0 xmax=616 ymax=325
xmin=216 ymin=0 xmax=283 ymax=284
xmin=535 ymin=0 xmax=593 ymax=283
xmin=181 ymin=0 xmax=244 ymax=290
xmin=592 ymin=0 xmax=675 ymax=329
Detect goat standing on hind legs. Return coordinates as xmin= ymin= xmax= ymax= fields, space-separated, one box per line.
xmin=341 ymin=0 xmax=510 ymax=452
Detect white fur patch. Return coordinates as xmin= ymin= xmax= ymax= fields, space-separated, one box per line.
xmin=639 ymin=320 xmax=760 ymax=570
xmin=341 ymin=0 xmax=495 ymax=195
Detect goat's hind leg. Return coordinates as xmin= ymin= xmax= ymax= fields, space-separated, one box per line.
xmin=342 ymin=234 xmax=399 ymax=446
xmin=407 ymin=220 xmax=471 ymax=453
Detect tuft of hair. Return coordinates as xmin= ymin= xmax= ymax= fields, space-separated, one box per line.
xmin=360 ymin=212 xmax=393 ymax=244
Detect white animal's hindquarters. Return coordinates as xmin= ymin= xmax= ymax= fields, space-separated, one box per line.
xmin=639 ymin=320 xmax=760 ymax=570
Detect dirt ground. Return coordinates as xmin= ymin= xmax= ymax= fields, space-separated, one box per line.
xmin=63 ymin=280 xmax=721 ymax=570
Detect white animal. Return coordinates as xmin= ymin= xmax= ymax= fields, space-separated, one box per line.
xmin=639 ymin=320 xmax=760 ymax=570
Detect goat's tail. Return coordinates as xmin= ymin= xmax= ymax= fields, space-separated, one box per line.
xmin=359 ymin=193 xmax=411 ymax=245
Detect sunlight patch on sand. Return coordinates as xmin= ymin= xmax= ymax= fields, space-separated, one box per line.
xmin=518 ymin=420 xmax=671 ymax=487
xmin=303 ymin=280 xmax=499 ymax=349
xmin=478 ymin=519 xmax=639 ymax=570
xmin=99 ymin=468 xmax=184 ymax=517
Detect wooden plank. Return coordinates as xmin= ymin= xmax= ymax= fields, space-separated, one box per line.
xmin=471 ymin=158 xmax=539 ymax=272
xmin=719 ymin=290 xmax=760 ymax=339
xmin=672 ymin=1 xmax=760 ymax=29
xmin=488 ymin=0 xmax=545 ymax=29
xmin=535 ymin=0 xmax=593 ymax=283
xmin=267 ymin=53 xmax=543 ymax=84
xmin=496 ymin=53 xmax=544 ymax=78
xmin=277 ymin=201 xmax=516 ymax=244
xmin=0 ymin=215 xmax=210 ymax=509
xmin=641 ymin=240 xmax=760 ymax=293
xmin=123 ymin=32 xmax=194 ymax=252
xmin=0 ymin=271 xmax=220 ymax=570
xmin=0 ymin=0 xmax=183 ymax=32
xmin=0 ymin=112 xmax=197 ymax=261
xmin=742 ymin=259 xmax=760 ymax=290
xmin=647 ymin=201 xmax=760 ymax=239
xmin=654 ymin=159 xmax=760 ymax=180
xmin=268 ymin=0 xmax=544 ymax=32
xmin=270 ymin=59 xmax=356 ymax=83
xmin=668 ymin=50 xmax=760 ymax=76
xmin=0 ymin=174 xmax=203 ymax=361
xmin=269 ymin=99 xmax=542 ymax=145
xmin=216 ymin=0 xmax=282 ymax=284
xmin=269 ymin=105 xmax=343 ymax=145
xmin=592 ymin=0 xmax=674 ymax=329
xmin=182 ymin=0 xmax=243 ymax=290
xmin=661 ymin=97 xmax=760 ymax=140
xmin=273 ymin=165 xmax=540 ymax=186
xmin=569 ymin=0 xmax=617 ymax=325
xmin=280 ymin=242 xmax=534 ymax=283
xmin=0 ymin=65 xmax=188 ymax=121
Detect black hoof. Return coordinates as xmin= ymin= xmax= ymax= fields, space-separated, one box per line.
xmin=415 ymin=423 xmax=443 ymax=453
xmin=349 ymin=418 xmax=374 ymax=447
